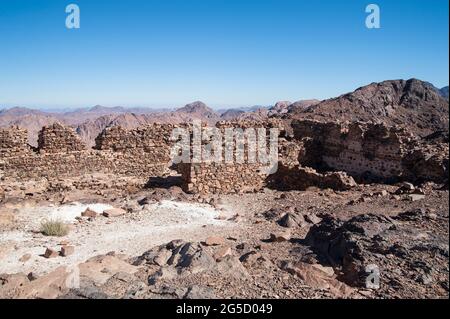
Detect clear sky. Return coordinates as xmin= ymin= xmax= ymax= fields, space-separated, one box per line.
xmin=0 ymin=0 xmax=448 ymax=109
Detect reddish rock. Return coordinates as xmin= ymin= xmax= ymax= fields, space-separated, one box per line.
xmin=43 ymin=248 xmax=59 ymax=259
xmin=204 ymin=236 xmax=225 ymax=246
xmin=213 ymin=246 xmax=232 ymax=261
xmin=103 ymin=208 xmax=126 ymax=218
xmin=60 ymin=246 xmax=75 ymax=257
xmin=81 ymin=208 xmax=98 ymax=218
xmin=269 ymin=232 xmax=291 ymax=242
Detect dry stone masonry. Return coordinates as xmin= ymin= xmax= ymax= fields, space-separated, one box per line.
xmin=0 ymin=123 xmax=174 ymax=182
xmin=0 ymin=126 xmax=32 ymax=157
xmin=38 ymin=123 xmax=86 ymax=153
xmin=292 ymin=120 xmax=448 ymax=184
xmin=178 ymin=120 xmax=286 ymax=195
xmin=1 ymin=119 xmax=448 ymax=195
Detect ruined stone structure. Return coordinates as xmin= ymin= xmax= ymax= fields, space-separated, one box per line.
xmin=1 ymin=119 xmax=447 ymax=195
xmin=95 ymin=124 xmax=175 ymax=153
xmin=0 ymin=126 xmax=32 ymax=157
xmin=38 ymin=123 xmax=86 ymax=153
xmin=291 ymin=120 xmax=448 ymax=184
xmin=267 ymin=165 xmax=357 ymax=191
xmin=177 ymin=120 xmax=287 ymax=195
xmin=0 ymin=124 xmax=173 ymax=181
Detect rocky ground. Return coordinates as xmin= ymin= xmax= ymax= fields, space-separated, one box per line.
xmin=0 ymin=176 xmax=448 ymax=299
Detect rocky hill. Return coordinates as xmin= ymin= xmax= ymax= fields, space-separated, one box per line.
xmin=290 ymin=79 xmax=449 ymax=136
xmin=439 ymin=86 xmax=449 ymax=100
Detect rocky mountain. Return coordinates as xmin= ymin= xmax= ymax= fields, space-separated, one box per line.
xmin=439 ymin=86 xmax=449 ymax=100
xmin=0 ymin=107 xmax=43 ymax=117
xmin=287 ymin=99 xmax=321 ymax=112
xmin=290 ymin=79 xmax=449 ymax=136
xmin=236 ymin=108 xmax=270 ymax=121
xmin=75 ymin=102 xmax=220 ymax=146
xmin=175 ymin=101 xmax=220 ymax=124
xmin=219 ymin=109 xmax=245 ymax=120
xmin=269 ymin=100 xmax=320 ymax=116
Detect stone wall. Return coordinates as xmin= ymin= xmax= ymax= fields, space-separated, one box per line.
xmin=1 ymin=151 xmax=168 ymax=180
xmin=95 ymin=124 xmax=175 ymax=153
xmin=1 ymin=119 xmax=447 ymax=195
xmin=292 ymin=119 xmax=448 ymax=184
xmin=267 ymin=165 xmax=357 ymax=191
xmin=38 ymin=123 xmax=86 ymax=153
xmin=0 ymin=126 xmax=31 ymax=157
xmin=177 ymin=120 xmax=290 ymax=195
xmin=179 ymin=162 xmax=267 ymax=194
xmin=1 ymin=124 xmax=174 ymax=181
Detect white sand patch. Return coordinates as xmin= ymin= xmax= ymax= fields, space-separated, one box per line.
xmin=151 ymin=200 xmax=223 ymax=226
xmin=34 ymin=202 xmax=113 ymax=223
xmin=0 ymin=200 xmax=238 ymax=275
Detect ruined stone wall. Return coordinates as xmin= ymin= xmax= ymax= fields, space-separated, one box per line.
xmin=95 ymin=124 xmax=175 ymax=152
xmin=0 ymin=151 xmax=168 ymax=180
xmin=178 ymin=120 xmax=287 ymax=195
xmin=292 ymin=120 xmax=448 ymax=183
xmin=267 ymin=165 xmax=357 ymax=191
xmin=0 ymin=126 xmax=32 ymax=157
xmin=179 ymin=162 xmax=266 ymax=194
xmin=94 ymin=124 xmax=176 ymax=165
xmin=0 ymin=124 xmax=173 ymax=181
xmin=38 ymin=123 xmax=86 ymax=153
xmin=2 ymin=119 xmax=447 ymax=195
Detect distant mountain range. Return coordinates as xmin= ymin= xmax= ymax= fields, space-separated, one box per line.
xmin=1 ymin=80 xmax=448 ymax=146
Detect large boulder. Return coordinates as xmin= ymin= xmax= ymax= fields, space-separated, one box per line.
xmin=305 ymin=214 xmax=396 ymax=286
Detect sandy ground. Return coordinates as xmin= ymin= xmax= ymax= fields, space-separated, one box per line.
xmin=0 ymin=200 xmax=237 ymax=275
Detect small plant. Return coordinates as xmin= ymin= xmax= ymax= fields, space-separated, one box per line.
xmin=40 ymin=219 xmax=69 ymax=237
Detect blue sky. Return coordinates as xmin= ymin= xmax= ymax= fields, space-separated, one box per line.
xmin=0 ymin=0 xmax=448 ymax=109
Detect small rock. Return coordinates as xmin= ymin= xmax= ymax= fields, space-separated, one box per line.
xmin=103 ymin=208 xmax=126 ymax=218
xmin=81 ymin=208 xmax=98 ymax=218
xmin=27 ymin=272 xmax=38 ymax=281
xmin=213 ymin=246 xmax=232 ymax=261
xmin=270 ymin=232 xmax=291 ymax=242
xmin=407 ymin=194 xmax=425 ymax=202
xmin=375 ymin=190 xmax=389 ymax=197
xmin=396 ymin=182 xmax=415 ymax=194
xmin=204 ymin=236 xmax=225 ymax=246
xmin=60 ymin=246 xmax=75 ymax=257
xmin=278 ymin=213 xmax=298 ymax=228
xmin=304 ymin=213 xmax=321 ymax=225
xmin=240 ymin=251 xmax=262 ymax=264
xmin=310 ymin=263 xmax=335 ymax=277
xmin=44 ymin=248 xmax=59 ymax=259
